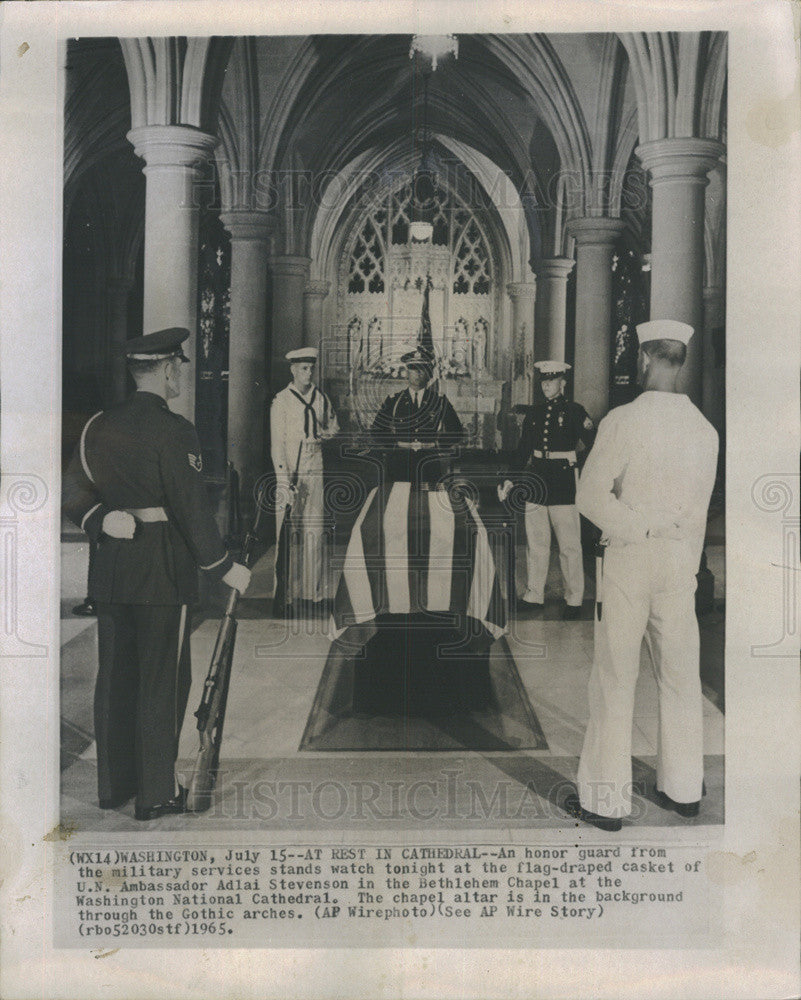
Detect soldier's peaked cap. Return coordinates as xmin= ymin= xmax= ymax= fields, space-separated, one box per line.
xmin=534 ymin=360 xmax=571 ymax=378
xmin=636 ymin=320 xmax=694 ymax=346
xmin=286 ymin=347 xmax=318 ymax=363
xmin=126 ymin=328 xmax=190 ymax=362
xmin=401 ymin=344 xmax=435 ymax=367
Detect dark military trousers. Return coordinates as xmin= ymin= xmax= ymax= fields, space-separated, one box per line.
xmin=95 ymin=603 xmax=192 ymax=810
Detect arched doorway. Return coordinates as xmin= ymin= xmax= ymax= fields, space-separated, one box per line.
xmin=324 ymin=172 xmax=511 ymax=446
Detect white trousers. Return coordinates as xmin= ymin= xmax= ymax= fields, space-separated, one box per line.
xmin=523 ymin=503 xmax=584 ymax=606
xmin=275 ymin=468 xmax=328 ymax=602
xmin=577 ymin=539 xmax=703 ymax=818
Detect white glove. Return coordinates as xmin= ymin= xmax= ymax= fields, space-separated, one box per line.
xmin=497 ymin=480 xmax=514 ymax=502
xmin=102 ymin=510 xmax=137 ymax=539
xmin=223 ymin=562 xmax=251 ymax=594
xmin=647 ymin=520 xmax=684 ymax=541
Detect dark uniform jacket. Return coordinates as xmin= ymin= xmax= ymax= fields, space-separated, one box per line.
xmin=370 ymin=386 xmax=465 ymax=487
xmin=63 ymin=391 xmax=233 ymax=605
xmin=514 ymin=395 xmax=595 ymax=506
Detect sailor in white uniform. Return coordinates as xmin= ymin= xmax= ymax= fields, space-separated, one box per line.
xmin=270 ymin=348 xmax=339 ymax=607
xmin=565 ymin=320 xmax=719 ymax=831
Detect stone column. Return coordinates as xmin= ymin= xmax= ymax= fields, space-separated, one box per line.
xmin=304 ymin=279 xmax=331 ymax=351
xmin=506 ymin=281 xmax=536 ymax=406
xmin=106 ymin=275 xmax=133 ymax=405
xmin=220 ymin=209 xmax=273 ymax=501
xmin=127 ymin=124 xmax=218 ymax=421
xmin=702 ymin=285 xmax=725 ymax=430
xmin=567 ymin=218 xmax=625 ymax=422
xmin=534 ymin=257 xmax=575 ymax=362
xmin=269 ymin=254 xmax=310 ymax=392
xmin=636 ymin=138 xmax=724 ymax=405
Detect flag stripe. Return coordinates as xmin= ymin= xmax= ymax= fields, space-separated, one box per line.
xmin=384 ymin=482 xmax=411 ymax=613
xmin=359 ymin=483 xmax=387 ymax=614
xmin=408 ymin=484 xmax=431 ymax=612
xmin=337 ymin=486 xmax=378 ymax=625
xmin=426 ymin=489 xmax=454 ymax=611
xmin=448 ymin=496 xmax=475 ymax=615
xmin=333 ymin=482 xmax=508 ymax=638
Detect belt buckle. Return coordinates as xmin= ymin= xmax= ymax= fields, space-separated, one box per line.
xmin=543 ymin=449 xmax=550 ymax=459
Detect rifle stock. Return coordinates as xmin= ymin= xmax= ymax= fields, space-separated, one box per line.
xmin=186 ymin=481 xmax=268 ymax=813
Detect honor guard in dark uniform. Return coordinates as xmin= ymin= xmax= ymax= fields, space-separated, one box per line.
xmin=63 ymin=328 xmax=251 ymax=820
xmin=499 ymin=360 xmax=595 ymax=619
xmin=370 ymin=345 xmax=465 ymax=487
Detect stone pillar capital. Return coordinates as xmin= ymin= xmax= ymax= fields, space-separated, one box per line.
xmin=506 ymin=280 xmax=536 ymax=301
xmin=305 ymin=279 xmax=331 ymax=301
xmin=270 ymin=254 xmax=311 ymax=278
xmin=567 ymin=217 xmax=626 ymax=247
xmin=534 ymin=257 xmax=575 ymax=281
xmin=636 ymin=137 xmax=725 ymax=185
xmin=220 ymin=209 xmax=274 ymax=242
xmin=127 ymin=124 xmax=218 ymax=169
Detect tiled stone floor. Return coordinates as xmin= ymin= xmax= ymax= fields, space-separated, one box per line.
xmin=59 ymin=535 xmax=725 ymax=834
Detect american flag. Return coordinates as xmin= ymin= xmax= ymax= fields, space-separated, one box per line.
xmin=332 ymin=481 xmax=507 ymax=639
xmin=418 ymin=273 xmax=434 ymax=355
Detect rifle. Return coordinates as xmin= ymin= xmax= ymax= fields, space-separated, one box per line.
xmin=186 ymin=480 xmax=269 ymax=813
xmin=272 ymin=439 xmax=304 ymax=617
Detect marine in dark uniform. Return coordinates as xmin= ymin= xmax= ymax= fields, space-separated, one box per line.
xmin=62 ymin=328 xmax=251 ymax=820
xmin=500 ymin=360 xmax=595 ymax=619
xmin=370 ymin=345 xmax=465 ymax=487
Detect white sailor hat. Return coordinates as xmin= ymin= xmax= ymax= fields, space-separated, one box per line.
xmin=534 ymin=360 xmax=571 ymax=379
xmin=636 ymin=320 xmax=694 ymax=346
xmin=286 ymin=347 xmax=319 ymax=363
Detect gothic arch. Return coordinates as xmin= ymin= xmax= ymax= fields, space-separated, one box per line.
xmin=120 ymin=35 xmax=234 ymax=132
xmin=309 ymin=139 xmax=522 ymax=290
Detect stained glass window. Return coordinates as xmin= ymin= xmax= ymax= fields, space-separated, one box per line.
xmin=348 ymin=212 xmax=386 ymax=293
xmin=453 ymin=218 xmax=492 ymax=294
xmin=195 ymin=207 xmax=231 ymax=483
xmin=346 ymin=180 xmax=493 ymax=289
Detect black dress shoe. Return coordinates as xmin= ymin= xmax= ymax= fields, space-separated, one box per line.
xmin=517 ymin=598 xmax=544 ymax=613
xmin=654 ymin=786 xmax=700 ymax=818
xmin=562 ymin=604 xmax=582 ymax=620
xmin=72 ymin=600 xmax=96 ymax=617
xmin=99 ymin=792 xmax=134 ymax=810
xmin=563 ymin=793 xmax=623 ymax=832
xmin=135 ymin=786 xmax=187 ymax=821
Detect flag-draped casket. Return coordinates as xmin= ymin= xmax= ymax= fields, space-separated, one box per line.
xmin=330 ymin=475 xmax=508 ymax=716
xmin=333 ymin=480 xmax=506 ymax=638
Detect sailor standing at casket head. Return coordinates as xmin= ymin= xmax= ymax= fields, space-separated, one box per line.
xmin=270 ymin=345 xmax=339 ymax=609
xmin=286 ymin=347 xmax=319 ymax=362
xmin=286 ymin=346 xmax=319 ymax=389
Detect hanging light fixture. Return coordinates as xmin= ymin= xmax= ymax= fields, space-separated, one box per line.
xmin=409 ymin=34 xmax=459 ymax=72
xmin=408 ymin=35 xmax=457 ymax=242
xmin=409 ymin=70 xmax=436 ymax=243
